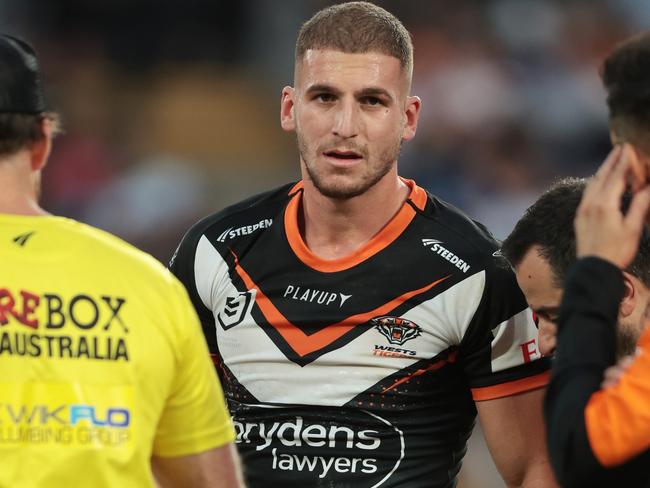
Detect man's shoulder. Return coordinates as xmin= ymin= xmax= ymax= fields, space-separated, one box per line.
xmin=63 ymin=217 xmax=169 ymax=276
xmin=420 ymin=192 xmax=502 ymax=261
xmin=46 ymin=217 xmax=184 ymax=301
xmin=170 ymin=182 xmax=297 ymax=263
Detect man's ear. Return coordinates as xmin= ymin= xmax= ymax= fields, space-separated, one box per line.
xmin=30 ymin=117 xmax=52 ymax=171
xmin=620 ymin=271 xmax=637 ymax=317
xmin=280 ymin=86 xmax=296 ymax=132
xmin=401 ymin=95 xmax=421 ymax=142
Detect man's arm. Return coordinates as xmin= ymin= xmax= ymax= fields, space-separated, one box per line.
xmin=458 ymin=242 xmax=555 ymax=487
xmin=152 ymin=277 xmax=240 ymax=483
xmin=477 ymin=388 xmax=557 ymax=488
xmin=545 ymin=144 xmax=650 ymax=487
xmin=152 ymin=444 xmax=244 ymax=488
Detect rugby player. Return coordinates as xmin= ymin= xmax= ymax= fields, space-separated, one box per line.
xmin=501 ymin=178 xmax=650 ymax=360
xmin=171 ymin=3 xmax=556 ymax=487
xmin=0 ymin=34 xmax=243 ymax=487
xmin=544 ymin=32 xmax=650 ymax=487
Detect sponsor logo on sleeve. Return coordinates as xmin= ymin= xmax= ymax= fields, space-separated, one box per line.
xmin=422 ymin=239 xmax=471 ymax=273
xmin=520 ymin=339 xmax=541 ymax=363
xmin=217 ymin=219 xmax=273 ymax=242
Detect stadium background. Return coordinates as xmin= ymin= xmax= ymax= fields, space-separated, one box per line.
xmin=3 ymin=0 xmax=649 ymax=486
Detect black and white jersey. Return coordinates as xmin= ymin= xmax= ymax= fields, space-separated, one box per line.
xmin=170 ymin=179 xmax=549 ymax=488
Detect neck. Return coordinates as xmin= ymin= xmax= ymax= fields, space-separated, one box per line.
xmin=300 ymin=170 xmax=410 ymax=260
xmin=0 ymin=153 xmax=46 ymax=216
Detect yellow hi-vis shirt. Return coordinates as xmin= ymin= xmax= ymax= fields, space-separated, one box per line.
xmin=0 ymin=214 xmax=235 ymax=488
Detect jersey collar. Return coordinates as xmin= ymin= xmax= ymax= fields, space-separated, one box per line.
xmin=284 ymin=178 xmax=427 ymax=272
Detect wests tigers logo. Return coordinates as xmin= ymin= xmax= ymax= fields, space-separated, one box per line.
xmin=373 ymin=316 xmax=421 ymax=345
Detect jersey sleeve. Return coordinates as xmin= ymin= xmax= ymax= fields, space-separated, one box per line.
xmin=460 ymin=258 xmax=550 ymax=401
xmin=546 ymin=257 xmax=650 ymax=487
xmin=169 ymin=225 xmax=219 ymax=358
xmin=152 ymin=278 xmax=235 ymax=457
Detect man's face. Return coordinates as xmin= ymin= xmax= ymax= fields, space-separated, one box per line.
xmin=280 ymin=49 xmax=419 ymax=199
xmin=514 ymin=246 xmax=563 ymax=357
xmin=515 ymin=245 xmax=644 ymax=358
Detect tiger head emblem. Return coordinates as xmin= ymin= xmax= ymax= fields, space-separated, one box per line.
xmin=373 ymin=316 xmax=421 ymax=346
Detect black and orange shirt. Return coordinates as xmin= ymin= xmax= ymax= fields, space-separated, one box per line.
xmin=546 ymin=257 xmax=650 ymax=488
xmin=170 ymin=179 xmax=549 ymax=488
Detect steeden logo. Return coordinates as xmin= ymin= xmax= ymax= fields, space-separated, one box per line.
xmin=217 ymin=219 xmax=273 ymax=242
xmin=421 ymin=238 xmax=471 ymax=274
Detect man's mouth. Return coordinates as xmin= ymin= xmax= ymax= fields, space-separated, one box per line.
xmin=323 ymin=150 xmax=363 ymax=160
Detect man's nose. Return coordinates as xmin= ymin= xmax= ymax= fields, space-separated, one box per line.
xmin=332 ymin=100 xmax=360 ymax=139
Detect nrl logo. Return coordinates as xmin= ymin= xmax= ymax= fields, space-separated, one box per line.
xmin=218 ymin=290 xmax=256 ymax=330
xmin=373 ymin=316 xmax=421 ymax=346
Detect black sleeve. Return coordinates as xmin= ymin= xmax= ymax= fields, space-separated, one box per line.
xmin=460 ymin=259 xmax=550 ymax=396
xmin=168 ymin=226 xmax=219 ymax=357
xmin=545 ymin=257 xmax=650 ymax=487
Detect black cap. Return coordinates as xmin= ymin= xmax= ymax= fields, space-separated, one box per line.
xmin=0 ymin=34 xmax=47 ymax=114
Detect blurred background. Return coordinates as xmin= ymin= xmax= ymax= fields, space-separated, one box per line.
xmin=3 ymin=0 xmax=649 ymax=486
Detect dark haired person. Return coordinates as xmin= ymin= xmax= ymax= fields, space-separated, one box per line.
xmin=0 ymin=34 xmax=243 ymax=488
xmin=170 ymin=2 xmax=556 ymax=487
xmin=543 ymin=32 xmax=650 ymax=488
xmin=502 ymin=178 xmax=650 ymax=359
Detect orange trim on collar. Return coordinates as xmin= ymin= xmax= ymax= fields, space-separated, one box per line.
xmin=287 ymin=181 xmax=303 ymax=196
xmin=284 ymin=178 xmax=427 ymax=272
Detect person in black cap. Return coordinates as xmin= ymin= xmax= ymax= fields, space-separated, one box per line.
xmin=0 ymin=34 xmax=244 ymax=488
xmin=0 ymin=34 xmax=49 ymax=112
xmin=0 ymin=34 xmax=63 ymax=206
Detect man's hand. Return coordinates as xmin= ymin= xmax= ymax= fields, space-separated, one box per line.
xmin=575 ymin=144 xmax=650 ymax=269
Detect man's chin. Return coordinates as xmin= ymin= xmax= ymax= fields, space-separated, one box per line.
xmin=311 ymin=178 xmax=371 ymax=200
xmin=316 ymin=186 xmax=366 ymax=200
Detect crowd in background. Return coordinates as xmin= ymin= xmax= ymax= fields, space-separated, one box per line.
xmin=3 ymin=1 xmax=649 ymax=485
xmin=4 ymin=0 xmax=648 ymax=259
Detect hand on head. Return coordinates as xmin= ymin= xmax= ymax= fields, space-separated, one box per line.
xmin=575 ymin=144 xmax=650 ymax=269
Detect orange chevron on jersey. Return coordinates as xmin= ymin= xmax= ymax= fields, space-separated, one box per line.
xmin=232 ymin=248 xmax=451 ymax=358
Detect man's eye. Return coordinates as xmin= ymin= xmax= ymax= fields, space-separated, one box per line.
xmin=315 ymin=93 xmax=335 ymax=102
xmin=362 ymin=96 xmax=382 ymax=106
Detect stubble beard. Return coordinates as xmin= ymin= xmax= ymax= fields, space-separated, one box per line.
xmin=297 ymin=132 xmax=401 ymax=200
xmin=619 ymin=295 xmax=650 ymax=359
xmin=617 ymin=319 xmax=641 ymax=359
